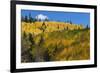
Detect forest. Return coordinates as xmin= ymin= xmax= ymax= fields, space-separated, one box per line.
xmin=21 ymin=14 xmax=90 ymax=63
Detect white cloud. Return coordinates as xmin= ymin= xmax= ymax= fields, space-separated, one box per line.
xmin=35 ymin=14 xmax=48 ymax=21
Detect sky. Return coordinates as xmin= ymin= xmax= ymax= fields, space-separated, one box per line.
xmin=21 ymin=9 xmax=90 ymax=27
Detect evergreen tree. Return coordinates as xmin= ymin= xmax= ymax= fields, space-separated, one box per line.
xmin=45 ymin=18 xmax=49 ymax=21
xmin=86 ymin=24 xmax=89 ymax=29
xmin=21 ymin=16 xmax=25 ymax=22
xmin=43 ymin=50 xmax=50 ymax=61
xmin=69 ymin=20 xmax=72 ymax=24
xmin=28 ymin=33 xmax=34 ymax=45
xmin=38 ymin=35 xmax=44 ymax=46
xmin=66 ymin=26 xmax=69 ymax=30
xmin=32 ymin=18 xmax=37 ymax=22
xmin=23 ymin=31 xmax=27 ymax=38
xmin=29 ymin=13 xmax=33 ymax=23
xmin=25 ymin=15 xmax=28 ymax=22
xmin=57 ymin=25 xmax=59 ymax=29
xmin=41 ymin=22 xmax=46 ymax=32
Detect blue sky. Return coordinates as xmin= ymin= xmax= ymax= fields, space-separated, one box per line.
xmin=21 ymin=9 xmax=90 ymax=27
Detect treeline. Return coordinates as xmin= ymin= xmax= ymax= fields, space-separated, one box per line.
xmin=21 ymin=13 xmax=49 ymax=23
xmin=21 ymin=13 xmax=37 ymax=23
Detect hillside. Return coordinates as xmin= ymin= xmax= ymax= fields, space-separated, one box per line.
xmin=21 ymin=21 xmax=90 ymax=62
xmin=21 ymin=21 xmax=84 ymax=35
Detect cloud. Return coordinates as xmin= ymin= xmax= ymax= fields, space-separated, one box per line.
xmin=35 ymin=14 xmax=48 ymax=21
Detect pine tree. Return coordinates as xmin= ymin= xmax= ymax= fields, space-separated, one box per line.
xmin=28 ymin=33 xmax=34 ymax=45
xmin=43 ymin=50 xmax=50 ymax=61
xmin=45 ymin=18 xmax=49 ymax=21
xmin=38 ymin=35 xmax=44 ymax=46
xmin=86 ymin=24 xmax=89 ymax=29
xmin=41 ymin=22 xmax=46 ymax=32
xmin=57 ymin=25 xmax=59 ymax=29
xmin=65 ymin=26 xmax=68 ymax=30
xmin=70 ymin=20 xmax=72 ymax=24
xmin=29 ymin=13 xmax=33 ymax=23
xmin=25 ymin=15 xmax=28 ymax=22
xmin=21 ymin=16 xmax=25 ymax=22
